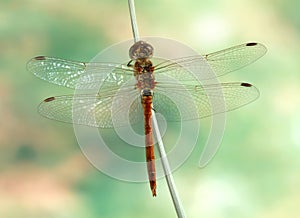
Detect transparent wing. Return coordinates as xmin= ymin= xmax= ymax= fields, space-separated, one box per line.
xmin=27 ymin=43 xmax=266 ymax=88
xmin=27 ymin=56 xmax=133 ymax=89
xmin=205 ymin=42 xmax=267 ymax=75
xmin=153 ymin=82 xmax=259 ymax=121
xmin=38 ymin=90 xmax=143 ymax=128
xmin=38 ymin=82 xmax=258 ymax=127
xmin=154 ymin=42 xmax=267 ymax=80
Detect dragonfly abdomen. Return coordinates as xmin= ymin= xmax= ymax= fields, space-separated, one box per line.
xmin=142 ymin=95 xmax=156 ymax=196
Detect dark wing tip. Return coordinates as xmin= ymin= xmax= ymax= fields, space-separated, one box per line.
xmin=241 ymin=82 xmax=252 ymax=87
xmin=34 ymin=56 xmax=46 ymax=60
xmin=44 ymin=96 xmax=55 ymax=102
xmin=246 ymin=42 xmax=258 ymax=47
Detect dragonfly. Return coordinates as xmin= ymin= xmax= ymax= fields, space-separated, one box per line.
xmin=27 ymin=41 xmax=266 ymax=197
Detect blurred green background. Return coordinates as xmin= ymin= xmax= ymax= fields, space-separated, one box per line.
xmin=1 ymin=0 xmax=300 ymax=217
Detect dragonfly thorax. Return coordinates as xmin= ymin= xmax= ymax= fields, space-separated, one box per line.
xmin=134 ymin=59 xmax=156 ymax=96
xmin=133 ymin=59 xmax=153 ymax=74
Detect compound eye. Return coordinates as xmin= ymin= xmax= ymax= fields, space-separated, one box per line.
xmin=129 ymin=41 xmax=154 ymax=60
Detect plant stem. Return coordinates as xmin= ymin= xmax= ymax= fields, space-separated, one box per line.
xmin=152 ymin=111 xmax=186 ymax=218
xmin=128 ymin=1 xmax=186 ymax=217
xmin=128 ymin=0 xmax=140 ymax=42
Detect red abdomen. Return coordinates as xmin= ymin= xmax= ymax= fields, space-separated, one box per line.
xmin=142 ymin=95 xmax=156 ymax=196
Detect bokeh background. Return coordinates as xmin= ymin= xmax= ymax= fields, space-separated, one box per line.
xmin=1 ymin=0 xmax=300 ymax=217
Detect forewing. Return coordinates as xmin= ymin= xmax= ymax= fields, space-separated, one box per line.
xmin=27 ymin=56 xmax=132 ymax=89
xmin=205 ymin=42 xmax=267 ymax=76
xmin=154 ymin=42 xmax=266 ymax=80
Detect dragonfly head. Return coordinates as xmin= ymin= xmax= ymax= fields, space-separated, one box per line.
xmin=129 ymin=40 xmax=153 ymax=60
